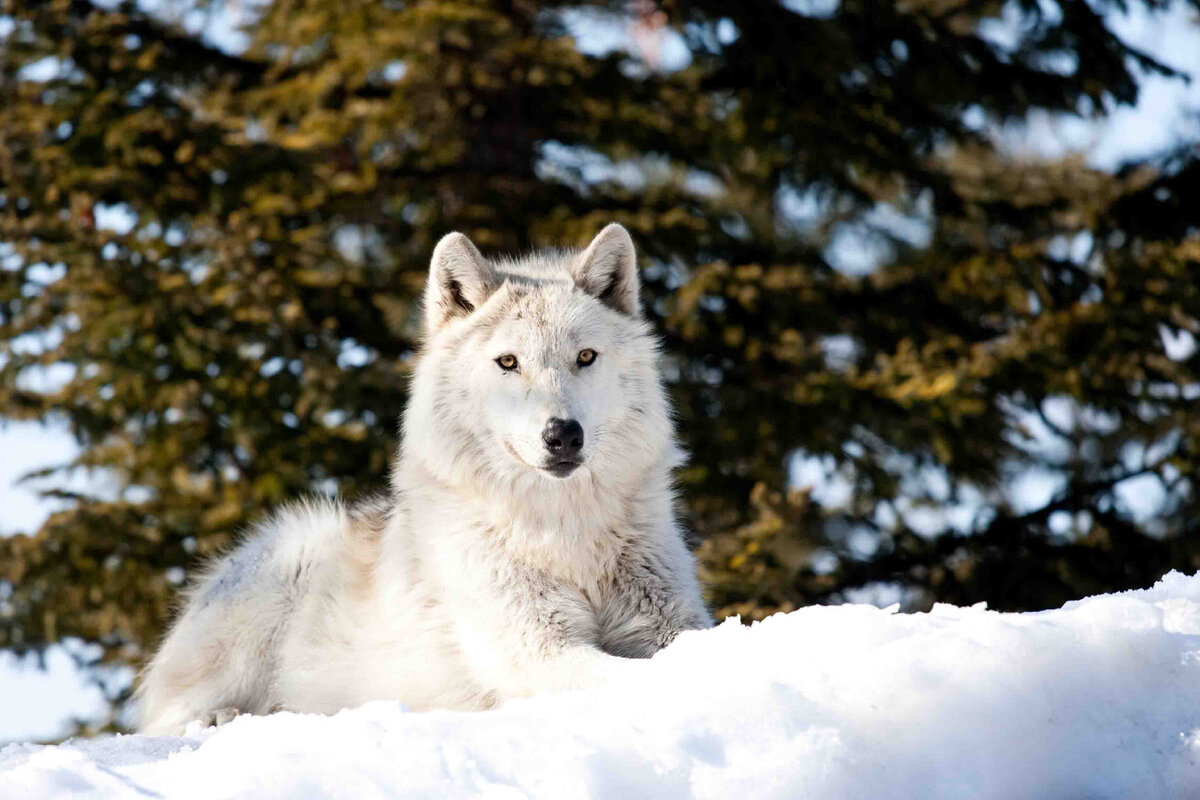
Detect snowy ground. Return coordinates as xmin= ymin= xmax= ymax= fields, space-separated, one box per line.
xmin=3 ymin=572 xmax=1200 ymax=799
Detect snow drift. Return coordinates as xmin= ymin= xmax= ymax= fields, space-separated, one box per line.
xmin=4 ymin=572 xmax=1200 ymax=799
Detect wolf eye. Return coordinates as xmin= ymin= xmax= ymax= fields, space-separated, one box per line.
xmin=577 ymin=349 xmax=597 ymax=367
xmin=496 ymin=354 xmax=519 ymax=372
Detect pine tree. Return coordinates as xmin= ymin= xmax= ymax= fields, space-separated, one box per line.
xmin=2 ymin=0 xmax=1199 ymax=727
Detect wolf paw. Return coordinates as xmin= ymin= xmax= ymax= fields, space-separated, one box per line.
xmin=201 ymin=706 xmax=242 ymax=728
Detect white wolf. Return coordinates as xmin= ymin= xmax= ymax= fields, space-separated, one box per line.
xmin=137 ymin=223 xmax=712 ymax=734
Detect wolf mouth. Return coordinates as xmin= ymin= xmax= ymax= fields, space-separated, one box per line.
xmin=543 ymin=459 xmax=582 ymax=478
xmin=503 ymin=440 xmax=582 ymax=477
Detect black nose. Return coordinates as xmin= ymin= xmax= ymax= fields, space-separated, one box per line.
xmin=542 ymin=418 xmax=584 ymax=458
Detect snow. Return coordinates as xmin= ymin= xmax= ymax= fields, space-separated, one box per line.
xmin=4 ymin=573 xmax=1200 ymax=799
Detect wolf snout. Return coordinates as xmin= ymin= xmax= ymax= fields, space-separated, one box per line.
xmin=542 ymin=418 xmax=584 ymax=476
xmin=542 ymin=418 xmax=584 ymax=459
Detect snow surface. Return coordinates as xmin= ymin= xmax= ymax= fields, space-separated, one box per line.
xmin=4 ymin=572 xmax=1200 ymax=799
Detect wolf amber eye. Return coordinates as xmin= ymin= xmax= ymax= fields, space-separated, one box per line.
xmin=496 ymin=354 xmax=519 ymax=372
xmin=577 ymin=349 xmax=597 ymax=367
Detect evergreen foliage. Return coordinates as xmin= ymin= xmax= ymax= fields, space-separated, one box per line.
xmin=2 ymin=0 xmax=1199 ymax=724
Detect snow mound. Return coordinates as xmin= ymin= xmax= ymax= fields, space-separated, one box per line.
xmin=5 ymin=572 xmax=1200 ymax=799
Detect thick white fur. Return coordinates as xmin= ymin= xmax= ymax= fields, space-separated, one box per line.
xmin=136 ymin=224 xmax=712 ymax=735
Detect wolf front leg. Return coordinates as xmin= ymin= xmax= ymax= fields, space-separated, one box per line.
xmin=447 ymin=564 xmax=650 ymax=700
xmin=596 ymin=544 xmax=714 ymax=659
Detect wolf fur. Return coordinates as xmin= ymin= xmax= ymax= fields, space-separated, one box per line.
xmin=136 ymin=224 xmax=712 ymax=735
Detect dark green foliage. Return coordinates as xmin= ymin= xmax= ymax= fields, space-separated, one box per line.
xmin=2 ymin=0 xmax=1200 ymax=727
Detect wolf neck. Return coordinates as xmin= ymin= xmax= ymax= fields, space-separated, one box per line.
xmin=396 ymin=449 xmax=667 ymax=528
xmin=392 ymin=449 xmax=674 ymax=576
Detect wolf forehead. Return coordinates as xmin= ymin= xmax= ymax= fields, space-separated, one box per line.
xmin=465 ymin=255 xmax=637 ymax=336
xmin=489 ymin=251 xmax=592 ymax=316
xmin=466 ymin=298 xmax=618 ymax=364
xmin=491 ymin=248 xmax=591 ymax=285
xmin=426 ymin=223 xmax=643 ymax=336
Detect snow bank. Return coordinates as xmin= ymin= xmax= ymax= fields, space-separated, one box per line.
xmin=5 ymin=572 xmax=1200 ymax=799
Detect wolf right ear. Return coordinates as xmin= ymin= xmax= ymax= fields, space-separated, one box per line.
xmin=424 ymin=232 xmax=496 ymax=333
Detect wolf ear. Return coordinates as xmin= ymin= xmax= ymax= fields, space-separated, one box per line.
xmin=425 ymin=232 xmax=496 ymax=333
xmin=573 ymin=223 xmax=640 ymax=316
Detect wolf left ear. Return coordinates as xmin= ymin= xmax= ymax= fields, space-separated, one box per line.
xmin=573 ymin=223 xmax=640 ymax=316
xmin=424 ymin=232 xmax=497 ymax=334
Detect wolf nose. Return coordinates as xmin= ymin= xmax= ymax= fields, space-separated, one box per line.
xmin=542 ymin=418 xmax=584 ymax=458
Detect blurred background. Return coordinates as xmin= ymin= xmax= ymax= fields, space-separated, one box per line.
xmin=3 ymin=0 xmax=1200 ymax=740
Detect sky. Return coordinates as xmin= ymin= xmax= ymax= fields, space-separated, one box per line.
xmin=2 ymin=0 xmax=1200 ymax=744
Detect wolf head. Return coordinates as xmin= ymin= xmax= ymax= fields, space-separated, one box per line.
xmin=401 ymin=224 xmax=678 ymax=494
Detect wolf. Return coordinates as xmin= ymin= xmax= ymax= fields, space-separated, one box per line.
xmin=136 ymin=223 xmax=712 ymax=734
